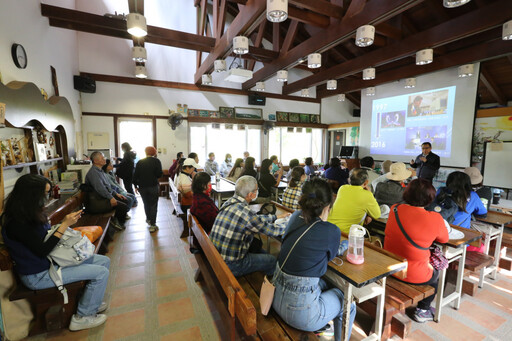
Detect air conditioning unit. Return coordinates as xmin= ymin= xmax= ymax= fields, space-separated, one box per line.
xmin=224 ymin=68 xmax=253 ymax=83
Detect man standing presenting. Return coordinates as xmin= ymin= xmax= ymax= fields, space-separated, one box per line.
xmin=410 ymin=142 xmax=440 ymax=183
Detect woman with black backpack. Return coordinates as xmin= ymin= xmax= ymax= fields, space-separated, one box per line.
xmin=114 ymin=142 xmax=137 ymax=207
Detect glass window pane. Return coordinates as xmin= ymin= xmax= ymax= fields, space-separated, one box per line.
xmin=190 ymin=125 xmax=207 ymax=164
xmin=247 ymin=127 xmax=261 ymax=164
xmin=268 ymin=128 xmax=281 ymax=163
xmin=206 ymin=124 xmax=247 ymax=163
xmin=119 ymin=120 xmax=153 ymax=162
xmin=311 ymin=129 xmax=323 ymax=164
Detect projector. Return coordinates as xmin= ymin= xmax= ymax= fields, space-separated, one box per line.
xmin=224 ymin=68 xmax=253 ymax=83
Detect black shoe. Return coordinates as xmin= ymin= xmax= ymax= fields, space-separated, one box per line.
xmin=110 ymin=220 xmax=125 ymax=231
xmin=314 ymin=323 xmax=331 ymax=335
xmin=189 ymin=247 xmax=201 ymax=254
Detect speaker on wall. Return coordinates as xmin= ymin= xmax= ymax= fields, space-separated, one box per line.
xmin=74 ymin=76 xmax=96 ymax=93
xmin=248 ymin=93 xmax=266 ymax=106
xmin=352 ymin=109 xmax=361 ymax=117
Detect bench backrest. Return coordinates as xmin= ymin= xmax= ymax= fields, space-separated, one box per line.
xmin=48 ymin=192 xmax=84 ymax=226
xmin=188 ymin=211 xmax=256 ymax=336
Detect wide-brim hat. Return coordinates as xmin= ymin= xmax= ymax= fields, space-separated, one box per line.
xmin=464 ymin=167 xmax=483 ymax=185
xmin=386 ymin=162 xmax=412 ymax=181
xmin=183 ymin=158 xmax=200 ymax=169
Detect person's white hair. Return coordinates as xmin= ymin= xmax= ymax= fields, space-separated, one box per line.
xmin=235 ymin=176 xmax=257 ymax=198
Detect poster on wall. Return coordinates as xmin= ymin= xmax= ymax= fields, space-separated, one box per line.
xmin=276 ymin=112 xmax=288 ymax=122
xmin=310 ymin=114 xmax=320 ymax=124
xmin=473 ymin=114 xmax=512 ymax=163
xmin=235 ymin=107 xmax=262 ymax=119
xmin=346 ymin=126 xmax=360 ymax=146
xmin=219 ymin=107 xmax=235 ymax=118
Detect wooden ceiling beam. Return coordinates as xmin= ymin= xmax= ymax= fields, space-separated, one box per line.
xmin=280 ymin=20 xmax=299 ymax=55
xmin=344 ymin=0 xmax=366 ymax=18
xmin=287 ymin=6 xmax=330 ymax=28
xmin=273 ymin=23 xmax=281 ymax=52
xmin=345 ymin=92 xmax=361 ymax=107
xmin=217 ymin=0 xmax=227 ymax=38
xmin=128 ymin=0 xmax=144 ymax=15
xmin=480 ymin=66 xmax=508 ymax=106
xmin=242 ymin=0 xmax=421 ymax=90
xmin=317 ymin=39 xmax=512 ymax=98
xmin=248 ymin=20 xmax=267 ymax=70
xmin=289 ymin=0 xmax=344 ymax=19
xmin=375 ymin=22 xmax=402 ymax=40
xmin=284 ymin=0 xmax=512 ymax=95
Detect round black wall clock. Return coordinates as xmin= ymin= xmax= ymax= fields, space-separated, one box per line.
xmin=11 ymin=43 xmax=27 ymax=69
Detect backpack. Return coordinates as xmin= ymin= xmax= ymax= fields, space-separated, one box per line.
xmin=425 ymin=187 xmax=459 ymax=223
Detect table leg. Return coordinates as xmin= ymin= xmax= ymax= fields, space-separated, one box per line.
xmin=374 ymin=277 xmax=386 ymax=340
xmin=217 ymin=192 xmax=221 ymax=207
xmin=491 ymin=224 xmax=504 ymax=280
xmin=434 ymin=246 xmax=448 ymax=322
xmin=342 ymin=283 xmax=353 ymax=341
xmin=454 ymin=247 xmax=466 ymax=309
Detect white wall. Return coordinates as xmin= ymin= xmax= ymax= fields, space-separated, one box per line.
xmin=321 ymin=95 xmax=359 ymax=124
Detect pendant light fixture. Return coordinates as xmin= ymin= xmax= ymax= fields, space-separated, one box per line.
xmin=337 ymin=94 xmax=345 ymax=102
xmin=127 ymin=13 xmax=147 ymax=37
xmin=326 ymin=80 xmax=337 ymax=90
xmin=416 ymin=49 xmax=433 ymax=65
xmin=365 ymin=87 xmax=375 ymax=96
xmin=276 ymin=70 xmax=288 ymax=82
xmin=202 ymin=74 xmax=212 ymax=85
xmin=362 ymin=68 xmax=375 ymax=80
xmin=267 ymin=0 xmax=288 ymax=23
xmin=458 ymin=64 xmax=474 ymax=78
xmin=214 ymin=59 xmax=226 ymax=72
xmin=301 ymin=89 xmax=310 ymax=97
xmin=443 ymin=0 xmax=471 ymax=8
xmin=307 ymin=53 xmax=321 ymax=68
xmin=503 ymin=20 xmax=512 ymax=40
xmin=233 ymin=36 xmax=249 ymax=55
xmin=132 ymin=46 xmax=147 ymax=63
xmin=355 ymin=25 xmax=375 ymax=47
xmin=135 ymin=65 xmax=147 ymax=78
xmin=255 ymin=82 xmax=265 ymax=92
xmin=404 ymin=78 xmax=416 ymax=88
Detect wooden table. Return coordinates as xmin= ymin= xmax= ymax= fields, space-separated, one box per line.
xmin=491 ymin=198 xmax=512 ymax=214
xmin=211 ymin=177 xmax=236 ymax=207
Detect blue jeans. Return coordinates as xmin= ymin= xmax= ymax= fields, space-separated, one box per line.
xmin=272 ymin=266 xmax=356 ymax=341
xmin=19 ymin=255 xmax=110 ymax=317
xmin=225 ymin=251 xmax=276 ymax=277
xmin=123 ymin=193 xmax=136 ymax=209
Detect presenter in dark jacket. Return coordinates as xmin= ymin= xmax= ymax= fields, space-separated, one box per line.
xmin=410 ymin=142 xmax=440 ymax=182
xmin=133 ymin=146 xmax=163 ymax=233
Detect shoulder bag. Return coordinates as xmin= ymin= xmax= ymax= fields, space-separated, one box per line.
xmin=393 ymin=205 xmax=448 ymax=271
xmin=260 ymin=219 xmax=321 ymax=315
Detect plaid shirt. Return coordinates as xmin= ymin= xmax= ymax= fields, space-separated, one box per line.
xmin=209 ymin=194 xmax=284 ymax=262
xmin=282 ymin=184 xmax=302 ymax=210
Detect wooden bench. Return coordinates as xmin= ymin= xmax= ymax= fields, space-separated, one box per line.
xmin=1 ymin=191 xmax=114 ymax=336
xmin=168 ymin=177 xmax=188 ymax=238
xmin=188 ymin=211 xmax=317 ymax=340
xmin=158 ymin=169 xmax=170 ymax=197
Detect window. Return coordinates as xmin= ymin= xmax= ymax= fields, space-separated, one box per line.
xmin=268 ymin=127 xmax=323 ymax=164
xmin=189 ymin=123 xmax=261 ymax=165
xmin=119 ymin=119 xmax=153 ymax=161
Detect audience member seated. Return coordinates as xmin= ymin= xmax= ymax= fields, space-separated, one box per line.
xmin=102 ymin=159 xmax=136 ymax=209
xmin=219 ymin=153 xmax=233 ymax=177
xmin=227 ymin=158 xmax=244 ymax=182
xmin=1 ymin=175 xmax=110 ymax=331
xmin=174 ymin=157 xmax=186 ymax=179
xmin=304 ymin=157 xmax=315 ymax=177
xmin=359 ymin=156 xmax=380 ymax=192
xmin=286 ymin=159 xmax=299 ymax=181
xmin=168 ymin=152 xmax=183 ymax=180
xmin=241 ymin=156 xmax=257 ymax=178
xmin=272 ymin=178 xmax=356 ymax=340
xmin=282 ymin=166 xmax=306 ymax=210
xmin=464 ymin=167 xmax=492 ymax=210
xmin=270 ymin=155 xmax=281 ymax=175
xmin=372 ymin=160 xmax=393 ymax=190
xmin=328 ymin=168 xmax=381 ymax=234
xmin=374 ymin=162 xmax=411 ymax=206
xmin=188 ymin=152 xmax=202 ymax=171
xmin=176 ymin=158 xmax=200 ymax=208
xmin=384 ymin=179 xmax=449 ymax=323
xmin=256 ymin=159 xmax=283 ymax=203
xmin=133 ymin=146 xmax=163 ymax=233
xmin=324 ymin=158 xmax=349 ymax=188
xmin=209 ymin=176 xmax=290 ymax=277
xmin=85 ymin=151 xmax=130 ymax=231
xmin=204 ymin=152 xmax=219 ymax=176
xmin=190 ymin=172 xmax=219 ymax=234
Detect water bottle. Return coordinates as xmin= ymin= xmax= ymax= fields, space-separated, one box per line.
xmin=347 ymin=224 xmax=366 ymax=265
xmin=215 ymin=172 xmax=220 ymax=183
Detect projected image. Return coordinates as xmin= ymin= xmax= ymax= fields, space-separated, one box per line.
xmin=405 ymin=126 xmax=447 ymax=150
xmin=407 ymin=89 xmax=449 ymax=117
xmin=381 ymin=110 xmax=406 ymax=128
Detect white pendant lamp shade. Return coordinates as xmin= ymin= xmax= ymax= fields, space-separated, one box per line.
xmin=327 ymin=80 xmax=337 ymax=90
xmin=233 ymin=36 xmax=249 ymax=55
xmin=132 ymin=46 xmax=147 ymax=63
xmin=255 ymin=82 xmax=265 ymax=91
xmin=404 ymin=78 xmax=416 ymax=88
xmin=135 ymin=65 xmax=147 ymax=78
xmin=276 ymin=70 xmax=288 ymax=82
xmin=214 ymin=59 xmax=226 ymax=72
xmin=443 ymin=0 xmax=471 ymax=8
xmin=355 ymin=25 xmax=375 ymax=47
xmin=308 ymin=53 xmax=321 ymax=68
xmin=503 ymin=20 xmax=512 ymax=40
xmin=365 ymin=87 xmax=375 ymax=96
xmin=267 ymin=0 xmax=288 ymax=23
xmin=458 ymin=64 xmax=474 ymax=78
xmin=416 ymin=49 xmax=433 ymax=65
xmin=301 ymin=89 xmax=310 ymax=97
xmin=362 ymin=68 xmax=375 ymax=80
xmin=127 ymin=13 xmax=147 ymax=37
xmin=202 ymin=74 xmax=212 ymax=85
xmin=337 ymin=94 xmax=345 ymax=102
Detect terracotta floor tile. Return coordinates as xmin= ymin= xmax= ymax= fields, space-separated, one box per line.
xmin=457 ymin=301 xmax=506 ymax=330
xmin=119 ymin=251 xmax=145 ymax=266
xmin=156 ymin=276 xmax=188 ymax=297
xmin=153 ymin=228 xmax=174 ymax=236
xmin=45 ymin=328 xmax=89 ymax=341
xmin=123 ymin=240 xmax=146 ymax=252
xmin=157 ymin=297 xmax=195 ymax=326
xmin=161 ymin=326 xmax=202 ymax=341
xmin=103 ymin=309 xmax=145 ymax=341
xmin=188 ymin=257 xmax=198 ymax=270
xmin=124 ymin=232 xmax=146 ymax=242
xmin=155 ymin=259 xmax=182 ymax=276
xmin=110 ymin=284 xmax=145 ymax=308
xmin=427 ymin=315 xmax=485 ymax=341
xmin=154 ymin=247 xmax=179 ymax=260
xmin=116 ymin=266 xmax=146 ymax=285
xmin=474 ymin=288 xmax=512 ymax=314
xmin=403 ymin=329 xmax=434 ymax=341
xmin=490 ymin=280 xmax=512 ymax=294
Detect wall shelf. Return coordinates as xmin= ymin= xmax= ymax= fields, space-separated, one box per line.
xmin=3 ymin=157 xmax=63 ymax=170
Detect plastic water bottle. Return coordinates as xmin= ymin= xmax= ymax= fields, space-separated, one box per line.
xmin=347 ymin=225 xmax=366 ymax=265
xmin=215 ymin=172 xmax=220 ymax=183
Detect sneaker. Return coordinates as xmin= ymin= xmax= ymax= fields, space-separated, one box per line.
xmin=69 ymin=314 xmax=107 ymax=331
xmin=110 ymin=219 xmax=125 ymax=231
xmin=149 ymin=225 xmax=159 ymax=233
xmin=314 ymin=323 xmax=331 ymax=335
xmin=97 ymin=301 xmax=108 ymax=313
xmin=125 ymin=214 xmax=131 ymax=220
xmin=413 ymin=307 xmax=434 ymax=323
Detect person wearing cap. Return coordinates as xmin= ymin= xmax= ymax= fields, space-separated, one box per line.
xmin=176 ymin=158 xmax=201 ymax=208
xmin=410 ymin=142 xmax=440 ymax=183
xmin=133 ymin=146 xmax=163 ymax=233
xmin=374 ymin=162 xmax=411 ymax=206
xmin=464 ymin=167 xmax=492 ymax=211
xmin=204 ymin=152 xmax=219 ymax=176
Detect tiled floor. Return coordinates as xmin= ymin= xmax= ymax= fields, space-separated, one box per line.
xmin=25 ymin=198 xmax=512 ymax=340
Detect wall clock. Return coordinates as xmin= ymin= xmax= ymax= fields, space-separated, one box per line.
xmin=11 ymin=43 xmax=27 ymax=69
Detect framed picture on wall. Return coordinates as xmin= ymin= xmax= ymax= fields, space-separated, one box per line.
xmin=299 ymin=114 xmax=310 ymax=123
xmin=188 ymin=109 xmax=199 ymax=117
xmin=219 ymin=107 xmax=235 ymax=118
xmin=310 ymin=114 xmax=320 ymax=123
xmin=235 ymin=107 xmax=262 ymax=119
xmin=276 ymin=111 xmax=288 ymax=122
xmin=289 ymin=113 xmax=300 ymax=123
xmin=209 ymin=111 xmax=219 ymax=118
xmin=199 ymin=110 xmax=209 ymax=117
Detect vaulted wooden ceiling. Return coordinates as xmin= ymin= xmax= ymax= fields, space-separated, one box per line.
xmin=41 ymin=0 xmax=512 ymax=108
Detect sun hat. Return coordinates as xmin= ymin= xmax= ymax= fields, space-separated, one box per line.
xmin=183 ymin=158 xmax=200 ymax=169
xmin=386 ymin=162 xmax=412 ymax=181
xmin=463 ymin=167 xmax=483 ymax=185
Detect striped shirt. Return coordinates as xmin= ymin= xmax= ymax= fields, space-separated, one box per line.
xmin=209 ymin=194 xmax=285 ymax=262
xmin=282 ymin=184 xmax=303 ymax=210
